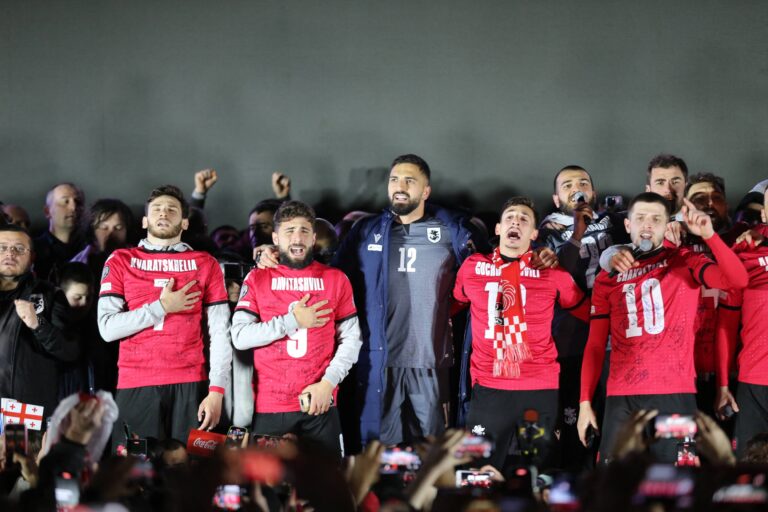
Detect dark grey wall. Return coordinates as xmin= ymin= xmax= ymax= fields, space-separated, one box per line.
xmin=2 ymin=1 xmax=767 ymax=229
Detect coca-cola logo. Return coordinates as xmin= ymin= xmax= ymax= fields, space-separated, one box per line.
xmin=192 ymin=438 xmax=218 ymax=450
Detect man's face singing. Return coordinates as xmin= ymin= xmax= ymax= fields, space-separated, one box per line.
xmin=624 ymin=201 xmax=669 ymax=249
xmin=143 ymin=196 xmax=188 ymax=241
xmin=553 ymin=169 xmax=596 ymax=214
xmin=272 ymin=216 xmax=316 ymax=269
xmin=388 ymin=163 xmax=430 ymax=217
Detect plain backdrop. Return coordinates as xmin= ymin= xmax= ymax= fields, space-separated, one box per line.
xmin=2 ymin=0 xmax=767 ymax=230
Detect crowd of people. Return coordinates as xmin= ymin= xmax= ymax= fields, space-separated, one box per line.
xmin=1 ymin=153 xmax=768 ymax=511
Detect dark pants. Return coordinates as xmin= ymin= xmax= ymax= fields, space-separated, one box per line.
xmin=253 ymin=408 xmax=344 ymax=457
xmin=465 ymin=384 xmax=558 ymax=471
xmin=599 ymin=393 xmax=696 ymax=464
xmin=112 ymin=381 xmax=207 ymax=451
xmin=733 ymin=382 xmax=768 ymax=458
xmin=380 ymin=367 xmax=447 ymax=445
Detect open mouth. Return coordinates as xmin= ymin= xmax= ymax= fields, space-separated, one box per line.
xmin=392 ymin=193 xmax=410 ymax=202
xmin=289 ymin=245 xmax=306 ymax=257
xmin=639 ymin=232 xmax=654 ymax=240
xmin=506 ymin=228 xmax=521 ymax=242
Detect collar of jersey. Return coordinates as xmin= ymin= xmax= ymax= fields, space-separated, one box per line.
xmin=138 ymin=239 xmax=193 ymax=253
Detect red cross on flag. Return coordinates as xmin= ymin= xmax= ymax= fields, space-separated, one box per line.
xmin=1 ymin=398 xmax=44 ymax=430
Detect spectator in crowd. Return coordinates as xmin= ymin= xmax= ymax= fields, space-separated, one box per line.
xmin=71 ymin=198 xmax=134 ymax=281
xmin=1 ymin=204 xmax=31 ymax=231
xmin=33 ymin=182 xmax=86 ymax=281
xmin=97 ymin=185 xmax=233 ymax=447
xmin=0 ymin=224 xmax=79 ymax=417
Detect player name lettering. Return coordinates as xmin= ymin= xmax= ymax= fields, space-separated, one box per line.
xmin=520 ymin=267 xmax=540 ymax=278
xmin=759 ymin=256 xmax=768 ymax=271
xmin=130 ymin=257 xmax=198 ymax=272
xmin=271 ymin=277 xmax=326 ymax=291
xmin=475 ymin=262 xmax=502 ymax=277
xmin=192 ymin=438 xmax=218 ymax=450
xmin=617 ymin=259 xmax=668 ymax=283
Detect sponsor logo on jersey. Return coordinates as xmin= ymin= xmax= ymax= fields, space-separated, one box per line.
xmin=130 ymin=257 xmax=199 ymax=272
xmin=367 ymin=244 xmax=383 ymax=252
xmin=271 ymin=277 xmax=326 ymax=291
xmin=616 ymin=259 xmax=668 ymax=283
xmin=471 ymin=424 xmax=486 ymax=436
xmin=427 ymin=227 xmax=441 ymax=243
xmin=374 ymin=233 xmax=382 ymax=243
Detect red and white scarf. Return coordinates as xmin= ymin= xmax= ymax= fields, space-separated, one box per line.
xmin=490 ymin=248 xmax=532 ymax=378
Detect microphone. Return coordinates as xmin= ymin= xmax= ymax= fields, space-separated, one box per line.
xmin=608 ymin=239 xmax=654 ymax=278
xmin=573 ymin=191 xmax=592 ymax=225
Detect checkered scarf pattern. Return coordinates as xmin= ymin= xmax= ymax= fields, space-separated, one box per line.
xmin=490 ymin=248 xmax=532 ymax=378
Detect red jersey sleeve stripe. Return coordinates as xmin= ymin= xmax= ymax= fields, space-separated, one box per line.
xmin=336 ymin=312 xmax=358 ymax=324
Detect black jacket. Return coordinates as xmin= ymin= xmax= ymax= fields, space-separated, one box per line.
xmin=0 ymin=273 xmax=79 ymax=416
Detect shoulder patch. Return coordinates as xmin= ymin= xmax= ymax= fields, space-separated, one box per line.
xmin=101 ymin=266 xmax=110 ymax=282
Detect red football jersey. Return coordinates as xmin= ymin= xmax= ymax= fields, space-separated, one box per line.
xmin=235 ymin=261 xmax=357 ymax=413
xmin=454 ymin=253 xmax=587 ymax=391
xmin=99 ymin=247 xmax=228 ymax=389
xmin=591 ymin=247 xmax=713 ymax=396
xmin=721 ymin=226 xmax=768 ymax=386
xmin=685 ymin=242 xmax=725 ymax=376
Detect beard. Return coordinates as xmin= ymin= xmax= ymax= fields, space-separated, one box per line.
xmin=147 ymin=221 xmax=183 ymax=240
xmin=279 ymin=247 xmax=314 ymax=270
xmin=559 ymin=193 xmax=597 ymax=215
xmin=390 ymin=195 xmax=421 ymax=217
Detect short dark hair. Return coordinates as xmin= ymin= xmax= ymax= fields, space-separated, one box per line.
xmin=248 ymin=199 xmax=283 ymax=218
xmin=273 ymin=200 xmax=316 ymax=231
xmin=627 ymin=192 xmax=672 ymax=218
xmin=58 ymin=262 xmax=94 ymax=290
xmin=684 ymin=172 xmax=726 ymax=197
xmin=553 ymin=165 xmax=593 ymax=193
xmin=84 ymin=198 xmax=134 ymax=244
xmin=646 ymin=154 xmax=688 ymax=184
xmin=145 ymin=185 xmax=189 ymax=218
xmin=500 ymin=196 xmax=539 ymax=225
xmin=0 ymin=223 xmax=33 ymax=245
xmin=391 ymin=154 xmax=431 ymax=182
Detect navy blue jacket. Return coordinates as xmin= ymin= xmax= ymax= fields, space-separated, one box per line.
xmin=333 ymin=204 xmax=480 ymax=445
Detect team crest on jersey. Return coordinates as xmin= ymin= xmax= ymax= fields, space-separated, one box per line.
xmin=101 ymin=266 xmax=109 ymax=282
xmin=427 ymin=227 xmax=441 ymax=243
xmin=239 ymin=285 xmax=249 ymax=300
xmin=29 ymin=294 xmax=45 ymax=314
xmin=374 ymin=233 xmax=382 ymax=243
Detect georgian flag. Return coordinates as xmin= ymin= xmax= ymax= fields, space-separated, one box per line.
xmin=1 ymin=398 xmax=44 ymax=430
